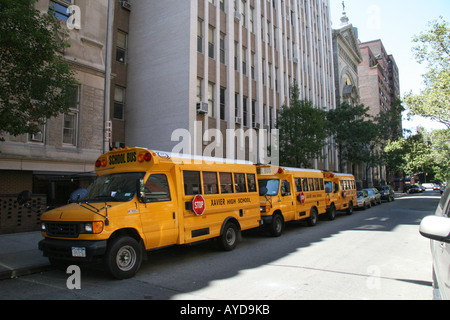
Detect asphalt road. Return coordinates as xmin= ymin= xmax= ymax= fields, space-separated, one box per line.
xmin=0 ymin=191 xmax=440 ymax=300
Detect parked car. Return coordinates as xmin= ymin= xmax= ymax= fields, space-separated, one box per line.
xmin=362 ymin=188 xmax=381 ymax=206
xmin=356 ymin=190 xmax=371 ymax=210
xmin=377 ymin=185 xmax=395 ymax=202
xmin=409 ymin=185 xmax=422 ymax=193
xmin=422 ymin=183 xmax=435 ymax=190
xmin=419 ymin=182 xmax=450 ymax=300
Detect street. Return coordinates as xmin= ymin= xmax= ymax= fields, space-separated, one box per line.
xmin=0 ymin=191 xmax=440 ymax=300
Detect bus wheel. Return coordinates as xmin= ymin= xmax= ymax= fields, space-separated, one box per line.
xmin=270 ymin=214 xmax=284 ymax=237
xmin=307 ymin=208 xmax=318 ymax=226
xmin=104 ymin=236 xmax=142 ymax=280
xmin=346 ymin=201 xmax=354 ymax=215
xmin=218 ymin=222 xmax=239 ymax=251
xmin=327 ymin=205 xmax=336 ymax=221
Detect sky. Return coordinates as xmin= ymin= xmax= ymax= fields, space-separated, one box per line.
xmin=329 ymin=0 xmax=450 ymax=133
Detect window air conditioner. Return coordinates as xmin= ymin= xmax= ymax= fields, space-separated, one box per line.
xmin=197 ymin=102 xmax=209 ymax=114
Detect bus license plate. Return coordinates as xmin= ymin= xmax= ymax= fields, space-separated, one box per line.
xmin=72 ymin=247 xmax=86 ymax=258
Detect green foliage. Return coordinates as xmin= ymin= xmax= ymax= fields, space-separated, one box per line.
xmin=404 ymin=17 xmax=450 ymax=129
xmin=277 ymin=82 xmax=328 ymax=168
xmin=0 ymin=0 xmax=77 ymax=140
xmin=385 ymin=128 xmax=450 ymax=182
xmin=327 ymin=102 xmax=380 ymax=172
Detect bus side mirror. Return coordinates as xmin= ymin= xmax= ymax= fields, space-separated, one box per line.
xmin=17 ymin=190 xmax=32 ymax=206
xmin=136 ymin=178 xmax=147 ymax=203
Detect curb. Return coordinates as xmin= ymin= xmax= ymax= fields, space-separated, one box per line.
xmin=0 ymin=264 xmax=53 ymax=281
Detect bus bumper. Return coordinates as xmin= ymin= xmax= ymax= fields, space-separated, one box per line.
xmin=39 ymin=238 xmax=108 ymax=262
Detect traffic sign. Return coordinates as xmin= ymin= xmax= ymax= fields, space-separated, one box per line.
xmin=299 ymin=192 xmax=306 ymax=204
xmin=192 ymin=194 xmax=206 ymax=216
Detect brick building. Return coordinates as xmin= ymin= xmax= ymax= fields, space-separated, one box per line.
xmin=0 ymin=0 xmax=109 ymax=211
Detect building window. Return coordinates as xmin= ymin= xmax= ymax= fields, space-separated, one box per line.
xmin=197 ymin=19 xmax=203 ymax=53
xmin=62 ymin=85 xmax=79 ymax=146
xmin=242 ymin=47 xmax=247 ymax=75
xmin=220 ymin=87 xmax=226 ymax=121
xmin=114 ymin=86 xmax=125 ymax=120
xmin=220 ymin=33 xmax=226 ymax=64
xmin=243 ymin=96 xmax=248 ymax=127
xmin=208 ymin=82 xmax=215 ymax=118
xmin=208 ymin=25 xmax=215 ymax=59
xmin=28 ymin=122 xmax=46 ymax=143
xmin=116 ymin=30 xmax=127 ymax=63
xmin=197 ymin=78 xmax=203 ymax=102
xmin=49 ymin=0 xmax=71 ymax=22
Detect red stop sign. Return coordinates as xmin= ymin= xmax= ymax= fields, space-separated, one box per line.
xmin=192 ymin=194 xmax=206 ymax=216
xmin=299 ymin=192 xmax=306 ymax=204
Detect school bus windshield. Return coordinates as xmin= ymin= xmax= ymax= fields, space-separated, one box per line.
xmin=84 ymin=172 xmax=145 ymax=203
xmin=258 ymin=179 xmax=280 ymax=196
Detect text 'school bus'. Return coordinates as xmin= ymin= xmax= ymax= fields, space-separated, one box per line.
xmin=256 ymin=165 xmax=329 ymax=237
xmin=323 ymin=171 xmax=357 ymax=217
xmin=34 ymin=148 xmax=262 ymax=279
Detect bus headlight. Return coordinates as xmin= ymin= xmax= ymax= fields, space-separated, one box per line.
xmin=84 ymin=222 xmax=104 ymax=234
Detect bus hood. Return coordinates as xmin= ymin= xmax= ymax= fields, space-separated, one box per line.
xmin=41 ymin=202 xmax=126 ymax=222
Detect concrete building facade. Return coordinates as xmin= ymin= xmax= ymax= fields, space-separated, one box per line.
xmin=124 ymin=0 xmax=337 ymax=169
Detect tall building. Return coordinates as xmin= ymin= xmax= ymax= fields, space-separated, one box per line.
xmin=331 ymin=6 xmax=364 ymax=184
xmin=358 ymin=39 xmax=401 ymax=186
xmin=332 ymin=8 xmax=362 ymax=107
xmin=358 ymin=39 xmax=400 ymax=119
xmin=124 ymin=0 xmax=337 ymax=169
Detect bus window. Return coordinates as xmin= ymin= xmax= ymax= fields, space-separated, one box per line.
xmin=314 ymin=178 xmax=320 ymax=191
xmin=145 ymin=174 xmax=171 ymax=202
xmin=302 ymin=178 xmax=309 ymax=191
xmin=183 ymin=171 xmax=202 ymax=195
xmin=234 ymin=173 xmax=247 ymax=193
xmin=219 ymin=172 xmax=234 ymax=193
xmin=247 ymin=174 xmax=257 ymax=192
xmin=203 ymin=172 xmax=219 ymax=195
xmin=325 ymin=181 xmax=332 ymax=193
xmin=281 ymin=180 xmax=291 ymax=196
xmin=258 ymin=179 xmax=280 ymax=196
xmin=295 ymin=178 xmax=302 ymax=192
xmin=319 ymin=179 xmax=324 ymax=191
xmin=308 ymin=178 xmax=315 ymax=191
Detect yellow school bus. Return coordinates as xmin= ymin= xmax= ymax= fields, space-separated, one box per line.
xmin=257 ymin=165 xmax=328 ymax=237
xmin=36 ymin=148 xmax=261 ymax=279
xmin=323 ymin=171 xmax=357 ymax=216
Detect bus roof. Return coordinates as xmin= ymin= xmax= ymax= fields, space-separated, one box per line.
xmin=95 ymin=147 xmax=255 ymax=175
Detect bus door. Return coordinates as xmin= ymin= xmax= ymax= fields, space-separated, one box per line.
xmin=279 ymin=179 xmax=295 ymax=221
xmin=139 ymin=173 xmax=178 ymax=249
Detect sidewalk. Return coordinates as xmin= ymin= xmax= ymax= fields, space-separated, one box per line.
xmin=0 ymin=231 xmax=52 ymax=280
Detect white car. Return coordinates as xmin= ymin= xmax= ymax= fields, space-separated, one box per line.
xmin=420 ymin=184 xmax=450 ymax=299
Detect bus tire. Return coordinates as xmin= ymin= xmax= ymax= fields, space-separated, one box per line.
xmin=270 ymin=214 xmax=284 ymax=237
xmin=218 ymin=222 xmax=239 ymax=251
xmin=104 ymin=236 xmax=142 ymax=280
xmin=307 ymin=208 xmax=318 ymax=226
xmin=327 ymin=204 xmax=336 ymax=221
xmin=346 ymin=201 xmax=354 ymax=215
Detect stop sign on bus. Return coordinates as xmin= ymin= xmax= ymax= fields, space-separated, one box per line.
xmin=192 ymin=194 xmax=206 ymax=216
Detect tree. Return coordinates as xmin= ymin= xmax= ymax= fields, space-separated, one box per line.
xmin=277 ymin=83 xmax=328 ymax=168
xmin=404 ymin=17 xmax=450 ymax=128
xmin=384 ymin=129 xmax=435 ymax=179
xmin=0 ymin=0 xmax=77 ymax=140
xmin=327 ymin=102 xmax=379 ymax=173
